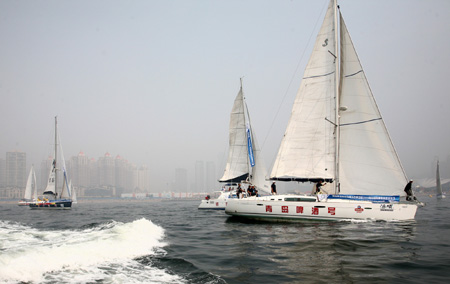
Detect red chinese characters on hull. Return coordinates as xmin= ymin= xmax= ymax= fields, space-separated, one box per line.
xmin=296 ymin=206 xmax=303 ymax=214
xmin=312 ymin=207 xmax=319 ymax=215
xmin=266 ymin=205 xmax=272 ymax=212
xmin=282 ymin=206 xmax=289 ymax=213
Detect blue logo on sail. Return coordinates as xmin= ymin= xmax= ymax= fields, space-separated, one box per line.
xmin=246 ymin=127 xmax=255 ymax=167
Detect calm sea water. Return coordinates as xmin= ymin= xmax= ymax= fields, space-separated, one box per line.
xmin=0 ymin=196 xmax=449 ymax=283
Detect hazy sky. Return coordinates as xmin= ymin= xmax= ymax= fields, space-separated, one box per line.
xmin=1 ymin=0 xmax=449 ymax=190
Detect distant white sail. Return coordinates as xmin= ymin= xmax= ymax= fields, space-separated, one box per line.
xmin=219 ymin=83 xmax=249 ymax=183
xmin=24 ymin=166 xmax=36 ymax=200
xmin=70 ymin=180 xmax=77 ymax=203
xmin=59 ymin=133 xmax=71 ymax=199
xmin=44 ymin=159 xmax=57 ymax=195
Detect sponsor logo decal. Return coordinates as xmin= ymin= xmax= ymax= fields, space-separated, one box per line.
xmin=355 ymin=205 xmax=364 ymax=213
xmin=328 ymin=207 xmax=336 ymax=215
xmin=380 ymin=204 xmax=394 ymax=211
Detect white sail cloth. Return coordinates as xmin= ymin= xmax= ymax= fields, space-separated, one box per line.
xmin=271 ymin=0 xmax=408 ymax=196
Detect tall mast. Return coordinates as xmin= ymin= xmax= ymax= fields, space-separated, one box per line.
xmin=240 ymin=78 xmax=251 ymax=177
xmin=54 ymin=116 xmax=58 ymax=196
xmin=334 ymin=0 xmax=340 ymax=194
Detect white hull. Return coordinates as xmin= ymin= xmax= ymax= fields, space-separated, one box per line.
xmin=198 ymin=199 xmax=229 ymax=210
xmin=225 ymin=195 xmax=418 ymax=221
xmin=198 ymin=190 xmax=238 ymax=210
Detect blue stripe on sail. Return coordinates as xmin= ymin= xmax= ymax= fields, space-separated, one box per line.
xmin=327 ymin=194 xmax=400 ymax=203
xmin=246 ymin=127 xmax=255 ymax=167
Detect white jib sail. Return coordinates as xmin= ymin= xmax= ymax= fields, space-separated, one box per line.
xmin=219 ymin=84 xmax=250 ymax=182
xmin=270 ymin=0 xmax=336 ymax=181
xmin=249 ymin=129 xmax=271 ymax=194
xmin=338 ymin=14 xmax=407 ymax=196
xmin=59 ymin=132 xmax=71 ymax=199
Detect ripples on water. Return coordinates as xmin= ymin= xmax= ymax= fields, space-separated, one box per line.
xmin=0 ymin=196 xmax=449 ymax=283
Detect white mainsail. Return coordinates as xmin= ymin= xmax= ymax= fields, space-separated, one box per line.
xmin=338 ymin=14 xmax=407 ymax=196
xmin=219 ymin=83 xmax=249 ymax=183
xmin=24 ymin=166 xmax=37 ymax=200
xmin=270 ymin=0 xmax=407 ymax=196
xmin=270 ymin=0 xmax=336 ymax=183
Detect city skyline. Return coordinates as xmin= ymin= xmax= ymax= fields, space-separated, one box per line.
xmin=0 ymin=150 xmax=222 ymax=199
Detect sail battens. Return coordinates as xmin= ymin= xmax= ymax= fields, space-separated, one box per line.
xmin=344 ymin=70 xmax=363 ymax=78
xmin=303 ymin=71 xmax=335 ymax=80
xmin=340 ymin=117 xmax=381 ymax=126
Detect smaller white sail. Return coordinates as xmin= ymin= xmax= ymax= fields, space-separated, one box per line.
xmin=59 ymin=134 xmax=71 ymax=199
xmin=70 ymin=181 xmax=77 ymax=203
xmin=23 ymin=166 xmax=35 ymax=200
xmin=32 ymin=167 xmax=37 ymax=199
xmin=44 ymin=159 xmax=57 ymax=195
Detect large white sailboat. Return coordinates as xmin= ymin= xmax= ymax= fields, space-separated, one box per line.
xmin=199 ymin=79 xmax=271 ymax=209
xmin=30 ymin=116 xmax=73 ymax=209
xmin=436 ymin=161 xmax=446 ymax=199
xmin=18 ymin=165 xmax=38 ymax=206
xmin=226 ymin=0 xmax=420 ymax=221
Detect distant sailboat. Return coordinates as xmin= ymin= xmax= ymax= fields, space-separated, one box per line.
xmin=70 ymin=180 xmax=78 ymax=204
xmin=199 ymin=79 xmax=271 ymax=209
xmin=30 ymin=116 xmax=72 ymax=209
xmin=436 ymin=160 xmax=446 ymax=199
xmin=226 ymin=0 xmax=420 ymax=221
xmin=18 ymin=166 xmax=37 ymax=206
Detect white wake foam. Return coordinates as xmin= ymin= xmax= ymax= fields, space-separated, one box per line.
xmin=0 ymin=218 xmax=183 ymax=283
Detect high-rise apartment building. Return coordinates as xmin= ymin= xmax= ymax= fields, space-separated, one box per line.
xmin=0 ymin=158 xmax=5 ymax=188
xmin=69 ymin=151 xmax=90 ymax=188
xmin=98 ymin=152 xmax=115 ymax=187
xmin=138 ymin=165 xmax=150 ymax=192
xmin=175 ymin=168 xmax=187 ymax=192
xmin=6 ymin=151 xmax=26 ymax=188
